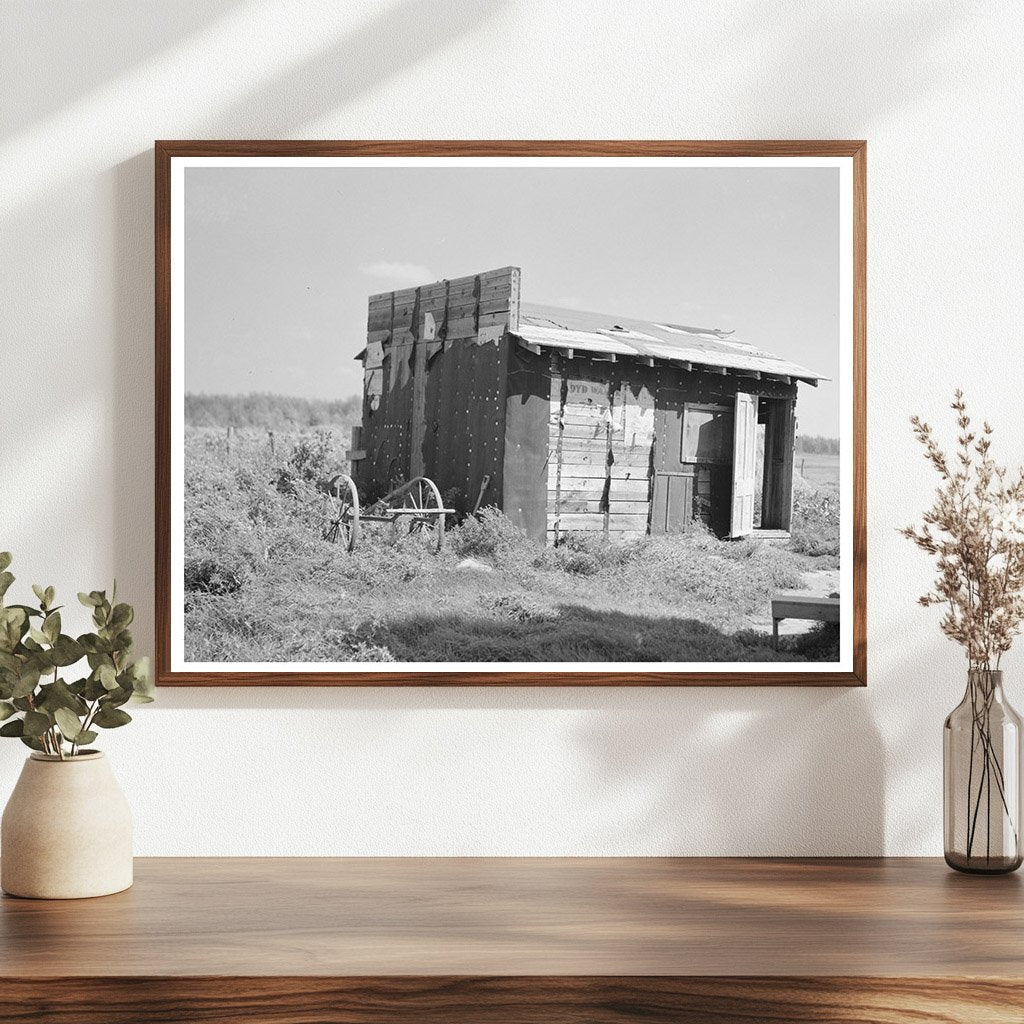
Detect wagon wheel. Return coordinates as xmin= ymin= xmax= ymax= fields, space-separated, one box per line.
xmin=400 ymin=476 xmax=446 ymax=552
xmin=323 ymin=474 xmax=360 ymax=552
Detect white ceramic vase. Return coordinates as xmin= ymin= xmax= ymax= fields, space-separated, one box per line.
xmin=1 ymin=751 xmax=133 ymax=899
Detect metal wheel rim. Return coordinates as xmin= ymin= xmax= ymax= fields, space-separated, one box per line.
xmin=402 ymin=477 xmax=444 ymax=552
xmin=323 ymin=475 xmax=360 ymax=552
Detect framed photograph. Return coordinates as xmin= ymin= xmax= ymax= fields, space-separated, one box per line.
xmin=156 ymin=141 xmax=865 ymax=686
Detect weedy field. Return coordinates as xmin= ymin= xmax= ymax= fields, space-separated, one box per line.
xmin=183 ymin=425 xmax=840 ymax=664
xmin=793 ymin=452 xmax=841 ymax=488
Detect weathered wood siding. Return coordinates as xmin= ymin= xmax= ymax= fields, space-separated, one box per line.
xmin=546 ymin=359 xmax=662 ymax=542
xmin=545 ymin=355 xmax=799 ymax=542
xmin=355 ymin=267 xmax=520 ymax=512
xmin=610 ymin=380 xmax=656 ymax=536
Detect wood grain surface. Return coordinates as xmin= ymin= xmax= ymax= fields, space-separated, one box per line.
xmin=155 ymin=139 xmax=867 ymax=687
xmin=4 ymin=856 xmax=1022 ymax=977
xmin=0 ymin=976 xmax=1022 ymax=1024
xmin=1 ymin=857 xmax=1020 ymax=1023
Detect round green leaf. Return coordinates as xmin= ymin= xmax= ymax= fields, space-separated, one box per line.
xmin=42 ymin=611 xmax=60 ymax=644
xmin=110 ymin=604 xmax=134 ymax=629
xmin=53 ymin=707 xmax=84 ymax=741
xmin=83 ymin=675 xmax=107 ymax=701
xmin=93 ymin=705 xmax=132 ymax=729
xmin=11 ymin=666 xmax=41 ymax=699
xmin=23 ymin=710 xmax=51 ymax=738
xmin=129 ymin=657 xmax=154 ymax=696
xmin=0 ymin=607 xmax=26 ymax=651
xmin=49 ymin=635 xmax=85 ymax=668
xmin=80 ymin=634 xmax=112 ymax=655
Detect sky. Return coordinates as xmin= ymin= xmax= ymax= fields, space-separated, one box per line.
xmin=185 ymin=164 xmax=840 ymax=436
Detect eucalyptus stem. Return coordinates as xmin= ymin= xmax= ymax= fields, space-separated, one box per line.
xmin=53 ymin=665 xmax=64 ymax=761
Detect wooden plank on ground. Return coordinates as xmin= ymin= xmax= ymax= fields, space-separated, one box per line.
xmin=772 ymin=594 xmax=840 ymax=623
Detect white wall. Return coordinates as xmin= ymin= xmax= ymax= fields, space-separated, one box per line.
xmin=2 ymin=0 xmax=1022 ymax=855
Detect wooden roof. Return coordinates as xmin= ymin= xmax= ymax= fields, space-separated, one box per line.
xmin=514 ymin=302 xmax=827 ymax=384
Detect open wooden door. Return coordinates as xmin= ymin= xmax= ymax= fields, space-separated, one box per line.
xmin=760 ymin=397 xmax=797 ymax=531
xmin=730 ymin=391 xmax=757 ymax=538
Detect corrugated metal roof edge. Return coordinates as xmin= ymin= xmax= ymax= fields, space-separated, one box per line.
xmin=511 ymin=328 xmax=829 ymax=384
xmin=354 ymin=331 xmax=829 ymax=384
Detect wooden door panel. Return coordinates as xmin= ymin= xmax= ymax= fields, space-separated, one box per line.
xmin=730 ymin=392 xmax=757 ymax=538
xmin=665 ymin=475 xmax=693 ymax=535
xmin=651 ymin=472 xmax=694 ymax=535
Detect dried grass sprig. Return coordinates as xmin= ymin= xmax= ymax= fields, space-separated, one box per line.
xmin=902 ymin=390 xmax=1024 ymax=671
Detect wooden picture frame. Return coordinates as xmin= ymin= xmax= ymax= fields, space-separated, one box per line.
xmin=156 ymin=140 xmax=866 ymax=686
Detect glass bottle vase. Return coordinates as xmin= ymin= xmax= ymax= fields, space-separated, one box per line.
xmin=944 ymin=669 xmax=1023 ymax=873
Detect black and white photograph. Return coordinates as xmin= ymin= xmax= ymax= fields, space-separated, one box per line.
xmin=162 ymin=147 xmax=862 ymax=683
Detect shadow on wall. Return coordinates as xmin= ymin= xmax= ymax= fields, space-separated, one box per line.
xmin=724 ymin=1 xmax=973 ymax=134
xmin=199 ymin=0 xmax=508 ymax=137
xmin=1 ymin=1 xmax=244 ymax=138
xmin=573 ymin=687 xmax=884 ymax=855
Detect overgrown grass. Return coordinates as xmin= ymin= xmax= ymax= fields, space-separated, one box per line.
xmin=184 ymin=430 xmax=840 ymax=663
xmin=787 ymin=480 xmax=840 ymax=567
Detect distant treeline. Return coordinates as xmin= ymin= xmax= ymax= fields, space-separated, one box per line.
xmin=185 ymin=393 xmax=361 ymax=429
xmin=795 ymin=435 xmax=840 ymax=455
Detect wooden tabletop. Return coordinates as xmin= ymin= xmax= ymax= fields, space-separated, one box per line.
xmin=1 ymin=856 xmax=1021 ymax=977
